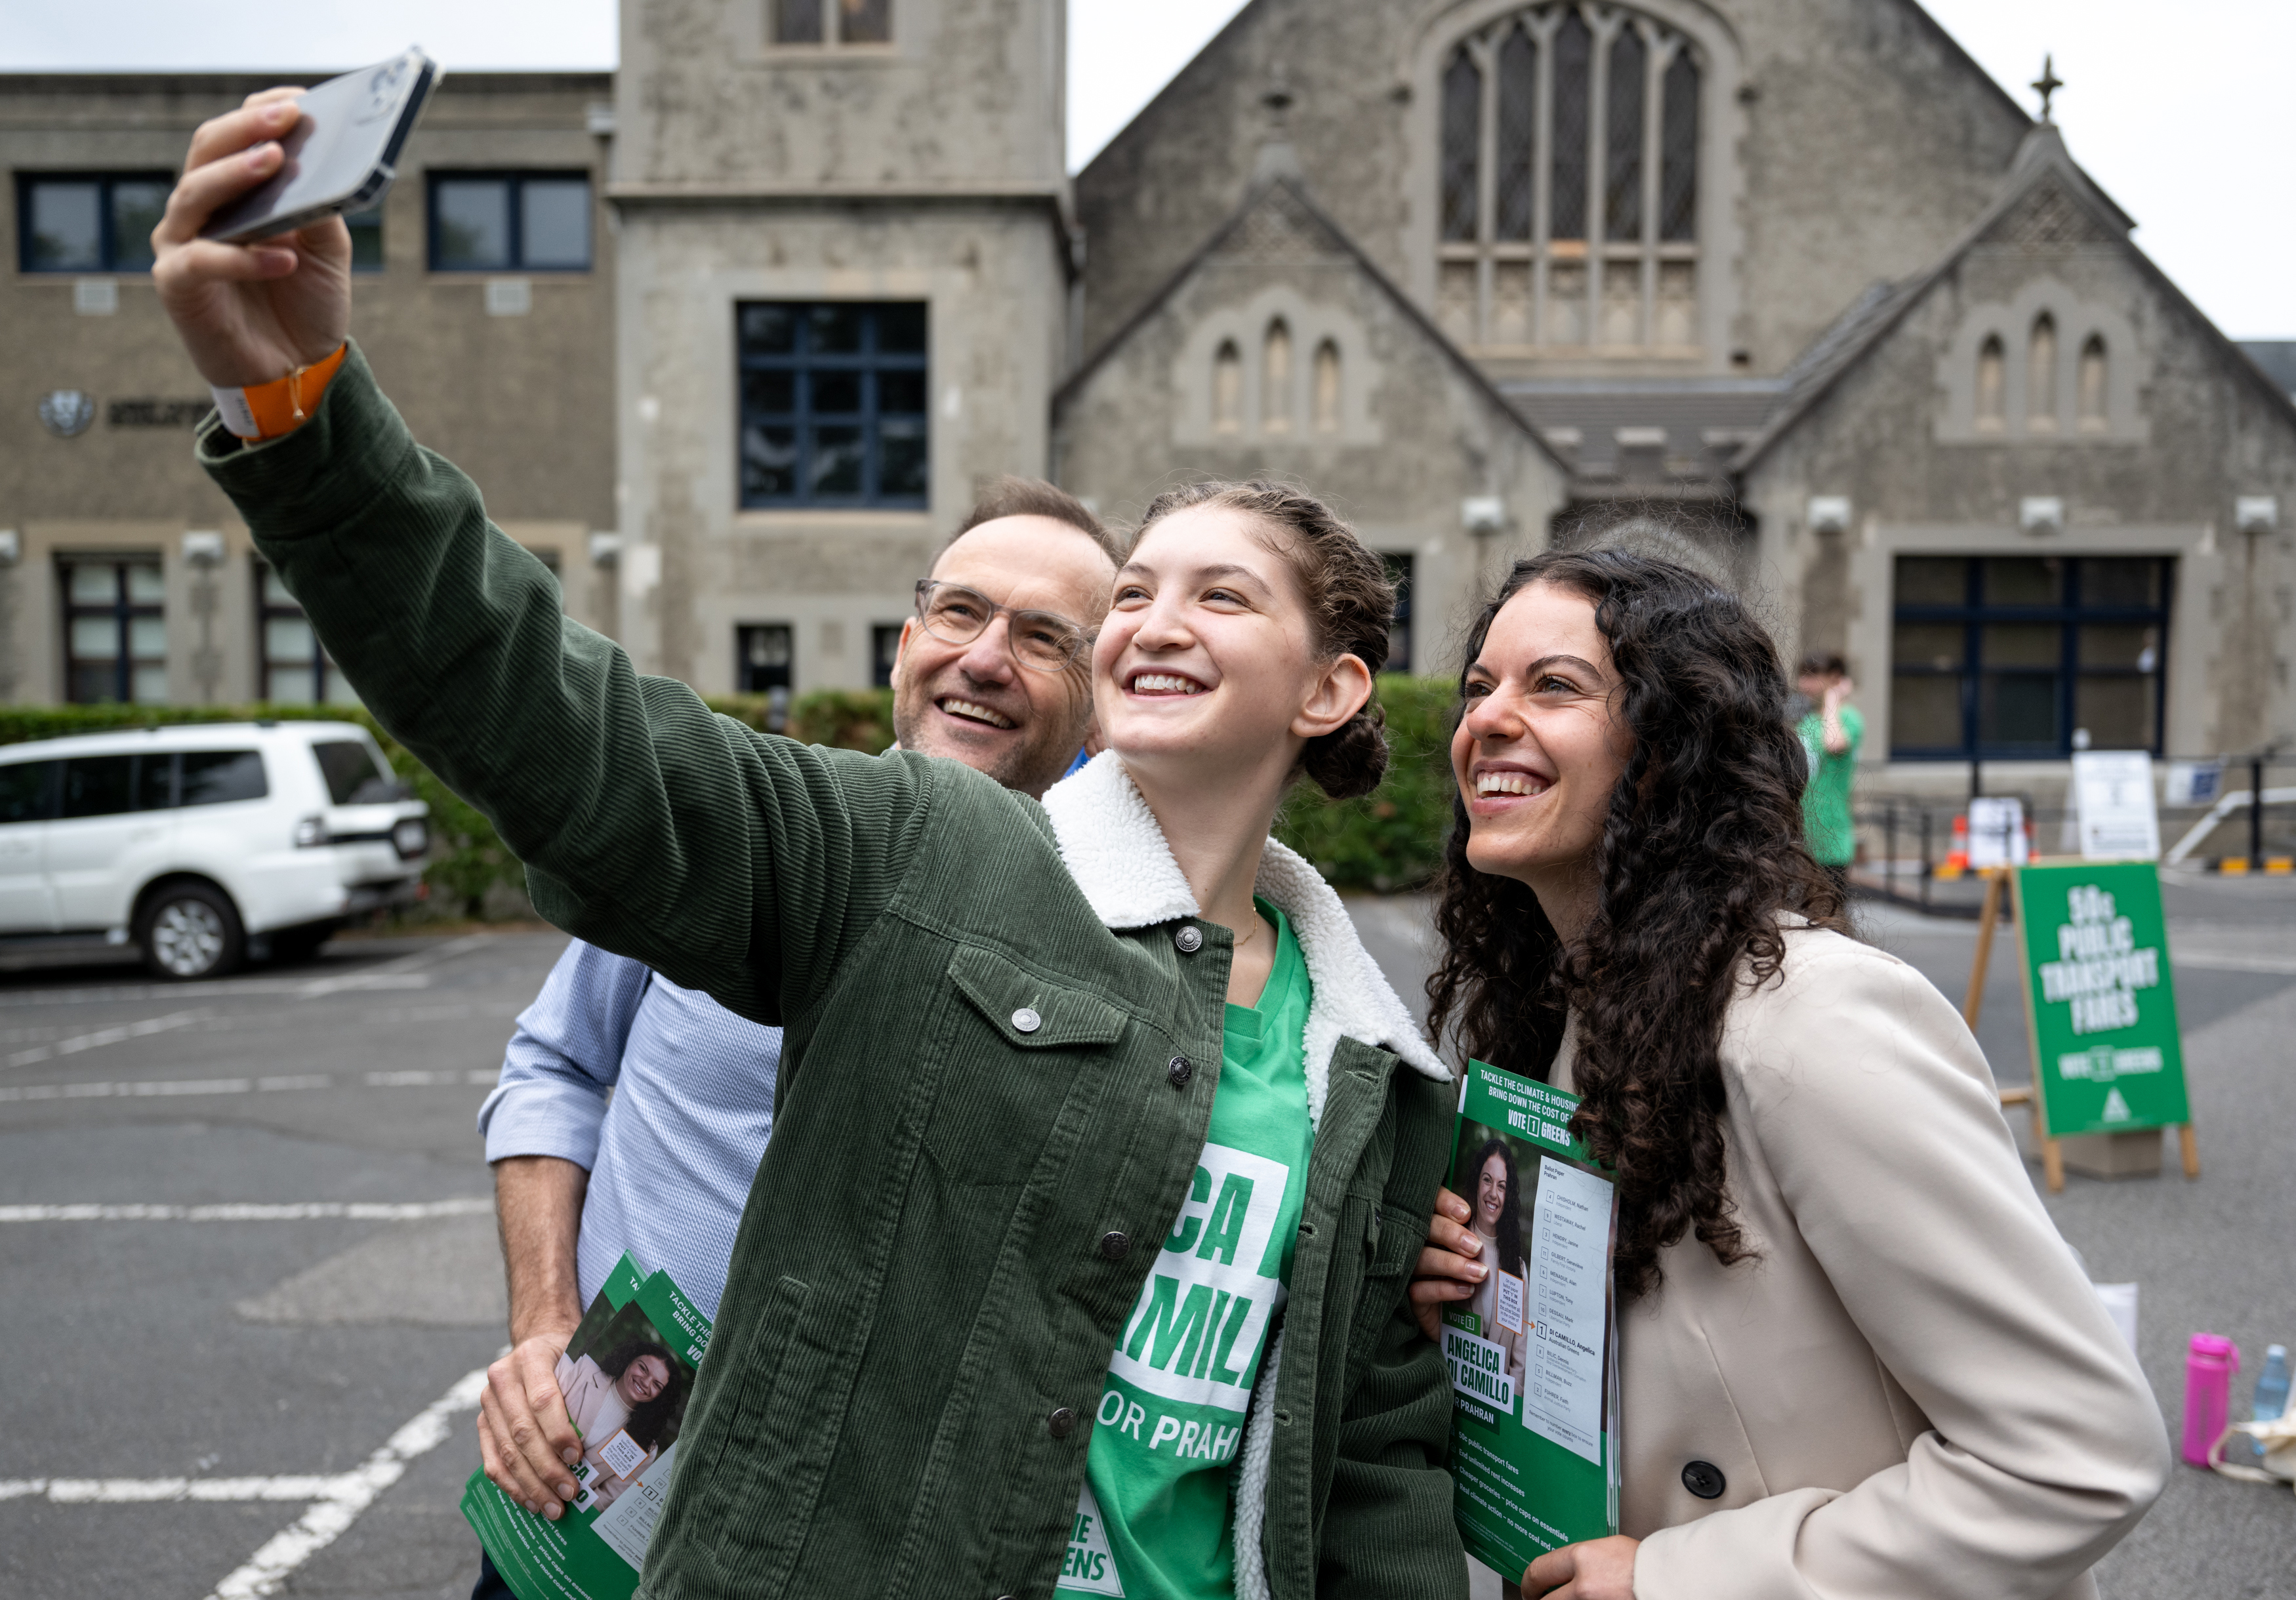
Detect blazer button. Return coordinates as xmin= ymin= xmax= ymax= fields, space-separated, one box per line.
xmin=1010 ymin=1007 xmax=1042 ymax=1034
xmin=1167 ymin=1054 xmax=1193 ymax=1088
xmin=1174 ymin=924 xmax=1203 ymax=954
xmin=1681 ymin=1460 xmax=1726 ymax=1500
xmin=1048 ymin=1406 xmax=1078 ymax=1439
xmin=1099 ymin=1230 xmax=1130 ymax=1260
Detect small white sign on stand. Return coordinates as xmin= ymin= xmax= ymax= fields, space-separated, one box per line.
xmin=2073 ymin=750 xmax=2160 ymax=861
xmin=1967 ymin=796 xmax=2029 ymax=869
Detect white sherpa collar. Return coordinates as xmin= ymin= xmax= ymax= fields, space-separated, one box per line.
xmin=1039 ymin=750 xmax=1450 ymax=1128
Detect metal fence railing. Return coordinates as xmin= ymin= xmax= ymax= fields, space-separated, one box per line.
xmin=1852 ymin=753 xmax=2296 ymax=918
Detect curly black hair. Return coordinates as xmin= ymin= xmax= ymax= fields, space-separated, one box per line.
xmin=1425 ymin=547 xmax=1847 ymax=1300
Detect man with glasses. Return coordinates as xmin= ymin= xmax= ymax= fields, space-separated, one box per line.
xmin=468 ymin=480 xmax=1117 ymax=1590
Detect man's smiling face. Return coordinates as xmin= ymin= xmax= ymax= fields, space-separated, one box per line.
xmin=889 ymin=514 xmax=1113 ymax=798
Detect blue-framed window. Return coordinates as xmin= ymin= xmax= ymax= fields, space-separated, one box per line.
xmin=737 ymin=302 xmax=928 ymax=508
xmin=18 ymin=173 xmax=173 ymax=272
xmin=426 ymin=173 xmax=591 ymax=271
xmin=61 ymin=556 xmax=167 ymax=705
xmin=1890 ymin=556 xmax=2171 ymax=759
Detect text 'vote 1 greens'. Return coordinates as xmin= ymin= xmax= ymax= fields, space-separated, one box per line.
xmin=2011 ymin=861 xmax=2192 ymax=1139
xmin=462 ymin=1254 xmax=710 ymax=1600
xmin=1442 ymin=1060 xmax=1621 ymax=1574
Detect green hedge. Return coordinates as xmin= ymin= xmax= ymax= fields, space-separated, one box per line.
xmin=0 ymin=676 xmax=1461 ymax=914
xmin=1274 ymin=675 xmax=1459 ymax=892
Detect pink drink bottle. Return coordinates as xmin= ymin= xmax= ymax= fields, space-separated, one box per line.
xmin=2184 ymin=1333 xmax=2239 ymax=1467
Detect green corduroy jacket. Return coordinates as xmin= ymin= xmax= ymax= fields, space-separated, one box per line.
xmin=197 ymin=346 xmax=1467 ymax=1600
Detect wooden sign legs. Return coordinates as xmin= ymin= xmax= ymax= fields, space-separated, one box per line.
xmin=1963 ymin=867 xmax=2198 ymax=1192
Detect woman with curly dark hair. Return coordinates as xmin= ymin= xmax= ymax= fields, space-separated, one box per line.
xmin=1410 ymin=548 xmax=2165 ymax=1600
xmin=1458 ymin=1136 xmax=1525 ymax=1390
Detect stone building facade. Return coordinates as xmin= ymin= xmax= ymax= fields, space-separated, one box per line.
xmin=0 ymin=69 xmax=617 ymax=707
xmin=5 ymin=0 xmax=2292 ymax=794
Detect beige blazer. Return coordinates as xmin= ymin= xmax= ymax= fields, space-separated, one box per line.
xmin=1552 ymin=923 xmax=2167 ymax=1600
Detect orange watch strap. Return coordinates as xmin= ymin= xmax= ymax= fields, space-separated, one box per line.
xmin=211 ymin=342 xmax=349 ymax=441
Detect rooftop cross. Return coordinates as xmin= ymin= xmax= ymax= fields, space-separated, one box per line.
xmin=2031 ymin=54 xmax=2063 ymax=123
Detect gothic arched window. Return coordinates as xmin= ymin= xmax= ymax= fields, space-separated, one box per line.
xmin=1313 ymin=340 xmax=1342 ymax=432
xmin=1262 ymin=320 xmax=1294 ymax=434
xmin=1976 ymin=335 xmax=2007 ymax=431
xmin=1435 ymin=3 xmax=1702 ymax=356
xmin=2078 ymin=335 xmax=2108 ymax=431
xmin=2028 ymin=314 xmax=2058 ymax=432
xmin=1213 ymin=340 xmax=1243 ymax=434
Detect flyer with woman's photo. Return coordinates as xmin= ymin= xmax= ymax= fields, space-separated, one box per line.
xmin=461 ymin=1254 xmax=712 ymax=1600
xmin=1443 ymin=1060 xmax=1622 ymax=1574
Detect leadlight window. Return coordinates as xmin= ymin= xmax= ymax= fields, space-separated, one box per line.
xmin=428 ymin=173 xmax=591 ymax=271
xmin=61 ymin=558 xmax=165 ymax=705
xmin=1890 ymin=556 xmax=2171 ymax=759
xmin=773 ymin=0 xmax=892 ymax=45
xmin=17 ymin=173 xmax=173 ymax=272
xmin=1435 ymin=4 xmax=1701 ymax=355
xmin=737 ymin=302 xmax=928 ymax=508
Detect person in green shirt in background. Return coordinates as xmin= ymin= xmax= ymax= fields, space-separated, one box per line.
xmin=1794 ymin=652 xmax=1863 ymax=892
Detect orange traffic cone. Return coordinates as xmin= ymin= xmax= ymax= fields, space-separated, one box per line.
xmin=1938 ymin=813 xmax=1970 ymax=879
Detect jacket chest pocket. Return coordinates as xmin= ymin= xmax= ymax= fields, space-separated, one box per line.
xmin=922 ymin=945 xmax=1129 ymax=1185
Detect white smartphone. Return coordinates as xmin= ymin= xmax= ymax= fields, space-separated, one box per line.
xmin=199 ymin=47 xmax=440 ymax=244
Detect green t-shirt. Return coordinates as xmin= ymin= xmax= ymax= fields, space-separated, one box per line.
xmin=1057 ymin=902 xmax=1314 ymax=1600
xmin=1797 ymin=703 xmax=1864 ymax=866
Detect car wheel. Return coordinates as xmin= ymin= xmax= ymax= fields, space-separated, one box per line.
xmin=139 ymin=884 xmax=245 ymax=981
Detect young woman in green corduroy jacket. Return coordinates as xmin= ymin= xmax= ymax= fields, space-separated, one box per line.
xmin=153 ymin=98 xmax=1471 ymax=1600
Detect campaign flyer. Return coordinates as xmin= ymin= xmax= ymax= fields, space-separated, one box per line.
xmin=1442 ymin=1059 xmax=1622 ymax=1578
xmin=461 ymin=1254 xmax=712 ymax=1600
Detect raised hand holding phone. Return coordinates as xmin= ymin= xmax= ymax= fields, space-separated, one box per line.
xmin=152 ymin=89 xmax=353 ymax=390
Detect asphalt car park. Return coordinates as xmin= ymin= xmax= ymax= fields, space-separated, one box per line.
xmin=5 ymin=880 xmax=2293 ymax=1600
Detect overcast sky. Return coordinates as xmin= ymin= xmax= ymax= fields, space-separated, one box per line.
xmin=11 ymin=0 xmax=2287 ymax=337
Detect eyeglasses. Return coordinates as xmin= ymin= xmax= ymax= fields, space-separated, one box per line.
xmin=912 ymin=580 xmax=1093 ymax=674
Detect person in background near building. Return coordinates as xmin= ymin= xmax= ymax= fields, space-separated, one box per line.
xmin=472 ymin=480 xmax=1120 ymax=1594
xmin=1795 ymin=651 xmax=1862 ymax=892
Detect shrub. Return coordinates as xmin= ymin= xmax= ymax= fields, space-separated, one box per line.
xmin=1274 ymin=674 xmax=1458 ymax=892
xmin=0 ymin=676 xmax=1460 ymax=912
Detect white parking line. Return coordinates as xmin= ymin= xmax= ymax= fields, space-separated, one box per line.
xmin=1 ymin=1475 xmax=341 ymax=1503
xmin=0 ymin=932 xmax=498 ymax=1011
xmin=203 ymin=1365 xmax=491 ymax=1600
xmin=0 ymin=1199 xmax=493 ymax=1223
xmin=0 ymin=1363 xmax=494 ymax=1600
xmin=6 ymin=1008 xmax=211 ymax=1069
xmin=0 ymin=1067 xmax=499 ymax=1103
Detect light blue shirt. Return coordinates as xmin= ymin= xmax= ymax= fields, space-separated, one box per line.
xmin=478 ymin=938 xmax=781 ymax=1319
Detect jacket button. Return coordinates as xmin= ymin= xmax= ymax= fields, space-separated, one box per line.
xmin=1167 ymin=1054 xmax=1193 ymax=1088
xmin=1010 ymin=1007 xmax=1041 ymax=1034
xmin=1681 ymin=1460 xmax=1726 ymax=1500
xmin=1048 ymin=1406 xmax=1078 ymax=1439
xmin=1174 ymin=924 xmax=1203 ymax=954
xmin=1099 ymin=1230 xmax=1130 ymax=1260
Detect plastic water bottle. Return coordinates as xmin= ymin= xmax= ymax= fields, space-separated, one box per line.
xmin=2250 ymin=1344 xmax=2290 ymax=1464
xmin=2183 ymin=1333 xmax=2239 ymax=1467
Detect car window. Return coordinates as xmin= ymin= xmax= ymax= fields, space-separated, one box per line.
xmin=0 ymin=761 xmax=57 ymax=824
xmin=312 ymin=740 xmax=397 ymax=805
xmin=180 ymin=750 xmax=268 ymax=807
xmin=134 ymin=753 xmax=176 ymax=811
xmin=60 ymin=755 xmax=138 ymax=819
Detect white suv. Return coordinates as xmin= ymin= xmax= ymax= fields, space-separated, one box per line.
xmin=0 ymin=721 xmax=430 ymax=980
